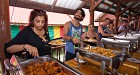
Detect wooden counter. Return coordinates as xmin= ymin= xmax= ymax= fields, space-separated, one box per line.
xmin=133 ymin=52 xmax=140 ymax=60
xmin=65 ymin=58 xmax=101 ymax=75
xmin=119 ymin=61 xmax=140 ymax=75
xmin=65 ymin=56 xmax=140 ymax=75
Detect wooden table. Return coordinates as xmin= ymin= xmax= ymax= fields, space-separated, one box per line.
xmin=65 ymin=56 xmax=140 ymax=75
xmin=119 ymin=61 xmax=140 ymax=75
xmin=65 ymin=58 xmax=101 ymax=75
xmin=133 ymin=52 xmax=140 ymax=60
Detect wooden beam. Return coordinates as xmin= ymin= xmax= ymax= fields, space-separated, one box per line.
xmin=89 ymin=0 xmax=103 ymax=12
xmin=83 ymin=3 xmax=90 ymax=9
xmin=67 ymin=14 xmax=73 ymax=20
xmin=103 ymin=2 xmax=113 ymax=8
xmin=114 ymin=0 xmax=121 ymax=33
xmin=51 ymin=0 xmax=57 ymax=11
xmin=78 ymin=1 xmax=87 ymax=9
xmin=84 ymin=3 xmax=128 ymax=18
xmin=130 ymin=4 xmax=140 ymax=12
xmin=118 ymin=1 xmax=139 ymax=16
xmin=121 ymin=0 xmax=137 ymax=2
xmin=108 ymin=0 xmax=126 ymax=8
xmin=96 ymin=8 xmax=115 ymax=15
xmin=81 ymin=0 xmax=91 ymax=4
xmin=134 ymin=10 xmax=140 ymax=16
xmin=83 ymin=0 xmax=133 ymax=17
xmin=107 ymin=3 xmax=115 ymax=10
xmin=0 ymin=0 xmax=11 ymax=74
xmin=131 ymin=7 xmax=140 ymax=10
xmin=89 ymin=0 xmax=95 ymax=25
xmin=137 ymin=12 xmax=140 ymax=16
xmin=9 ymin=0 xmax=76 ymax=15
xmin=94 ymin=13 xmax=105 ymax=22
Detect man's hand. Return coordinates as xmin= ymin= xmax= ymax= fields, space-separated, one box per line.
xmin=72 ymin=37 xmax=80 ymax=44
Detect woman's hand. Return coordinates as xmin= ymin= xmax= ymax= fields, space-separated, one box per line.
xmin=24 ymin=44 xmax=39 ymax=57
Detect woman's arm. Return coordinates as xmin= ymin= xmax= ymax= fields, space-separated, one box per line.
xmin=5 ymin=27 xmax=39 ymax=57
xmin=98 ymin=25 xmax=113 ymax=37
xmin=6 ymin=44 xmax=25 ymax=53
xmin=7 ymin=44 xmax=39 ymax=57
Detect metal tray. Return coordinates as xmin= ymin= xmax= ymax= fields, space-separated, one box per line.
xmin=113 ymin=35 xmax=139 ymax=41
xmin=11 ymin=55 xmax=82 ymax=75
xmin=127 ymin=33 xmax=140 ymax=37
xmin=101 ymin=38 xmax=130 ymax=46
xmin=101 ymin=38 xmax=138 ymax=52
xmin=76 ymin=47 xmax=121 ymax=68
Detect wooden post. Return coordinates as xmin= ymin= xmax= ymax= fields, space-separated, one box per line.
xmin=0 ymin=0 xmax=11 ymax=74
xmin=89 ymin=0 xmax=103 ymax=27
xmin=128 ymin=11 xmax=131 ymax=31
xmin=115 ymin=16 xmax=119 ymax=33
xmin=89 ymin=10 xmax=94 ymax=26
xmin=128 ymin=11 xmax=131 ymax=22
xmin=114 ymin=1 xmax=120 ymax=34
xmin=135 ymin=16 xmax=139 ymax=32
xmin=138 ymin=17 xmax=140 ymax=31
xmin=89 ymin=0 xmax=95 ymax=26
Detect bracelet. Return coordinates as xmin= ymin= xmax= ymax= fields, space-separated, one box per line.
xmin=23 ymin=44 xmax=26 ymax=50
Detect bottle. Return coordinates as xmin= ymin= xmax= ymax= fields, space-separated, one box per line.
xmin=74 ymin=43 xmax=79 ymax=49
xmin=74 ymin=35 xmax=79 ymax=49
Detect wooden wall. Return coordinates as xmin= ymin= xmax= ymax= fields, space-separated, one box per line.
xmin=0 ymin=0 xmax=11 ymax=73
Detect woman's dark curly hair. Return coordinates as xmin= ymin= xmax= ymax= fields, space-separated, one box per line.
xmin=28 ymin=9 xmax=48 ymax=31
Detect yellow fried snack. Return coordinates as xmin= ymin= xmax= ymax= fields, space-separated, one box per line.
xmin=49 ymin=40 xmax=63 ymax=45
xmin=87 ymin=47 xmax=116 ymax=58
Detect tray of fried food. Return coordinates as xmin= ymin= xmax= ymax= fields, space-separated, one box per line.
xmin=18 ymin=56 xmax=80 ymax=75
xmin=79 ymin=47 xmax=117 ymax=58
xmin=49 ymin=39 xmax=64 ymax=46
xmin=88 ymin=47 xmax=116 ymax=58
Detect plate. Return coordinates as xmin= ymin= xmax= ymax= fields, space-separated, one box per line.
xmin=84 ymin=39 xmax=97 ymax=42
xmin=49 ymin=40 xmax=64 ymax=46
xmin=127 ymin=58 xmax=140 ymax=64
xmin=83 ymin=47 xmax=90 ymax=50
xmin=49 ymin=43 xmax=64 ymax=46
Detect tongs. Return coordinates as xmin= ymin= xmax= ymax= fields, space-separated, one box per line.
xmin=76 ymin=52 xmax=80 ymax=68
xmin=4 ymin=59 xmax=20 ymax=75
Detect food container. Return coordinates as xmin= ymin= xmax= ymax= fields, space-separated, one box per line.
xmin=9 ymin=55 xmax=83 ymax=75
xmin=101 ymin=38 xmax=130 ymax=46
xmin=113 ymin=35 xmax=139 ymax=41
xmin=101 ymin=38 xmax=135 ymax=53
xmin=126 ymin=33 xmax=140 ymax=48
xmin=127 ymin=33 xmax=140 ymax=37
xmin=76 ymin=47 xmax=122 ymax=69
